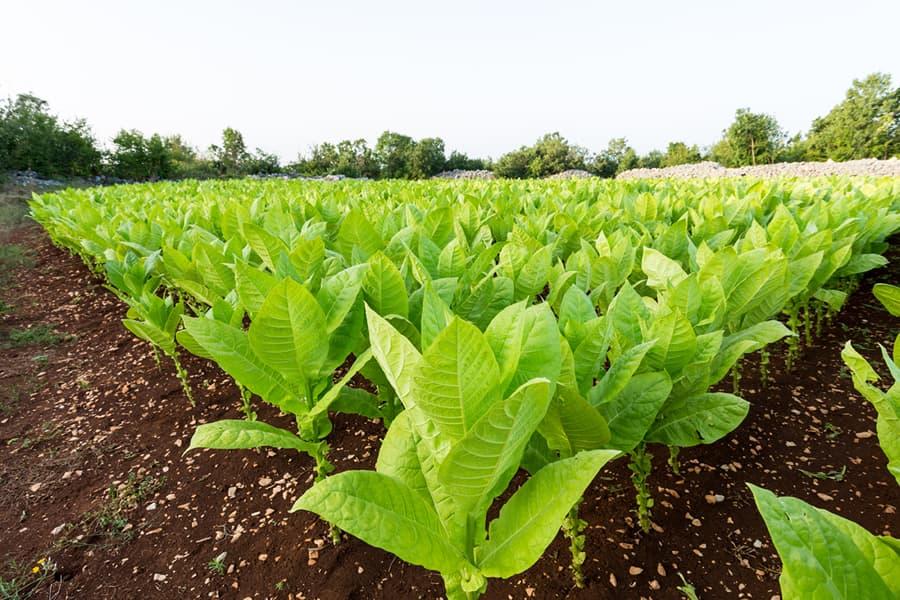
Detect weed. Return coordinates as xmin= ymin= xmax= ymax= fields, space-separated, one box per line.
xmin=7 ymin=423 xmax=61 ymax=450
xmin=0 ymin=197 xmax=28 ymax=227
xmin=798 ymin=466 xmax=846 ymax=481
xmin=207 ymin=553 xmax=227 ymax=576
xmin=824 ymin=422 xmax=842 ymax=439
xmin=677 ymin=573 xmax=700 ymax=600
xmin=31 ymin=354 xmax=48 ymax=367
xmin=87 ymin=471 xmax=165 ymax=541
xmin=3 ymin=324 xmax=71 ymax=348
xmin=275 ymin=581 xmax=286 ymax=591
xmin=0 ymin=556 xmax=58 ymax=600
xmin=0 ymin=244 xmax=31 ymax=271
xmin=0 ymin=299 xmax=11 ymax=314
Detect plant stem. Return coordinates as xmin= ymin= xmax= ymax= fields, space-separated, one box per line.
xmin=759 ymin=347 xmax=770 ymax=390
xmin=628 ymin=444 xmax=654 ymax=533
xmin=731 ymin=358 xmax=742 ymax=395
xmin=170 ymin=351 xmax=194 ymax=406
xmin=667 ymin=445 xmax=681 ymax=475
xmin=238 ymin=384 xmax=256 ymax=420
xmin=561 ymin=499 xmax=587 ymax=588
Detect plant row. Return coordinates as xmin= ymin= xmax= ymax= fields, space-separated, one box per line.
xmin=30 ymin=176 xmax=900 ymax=598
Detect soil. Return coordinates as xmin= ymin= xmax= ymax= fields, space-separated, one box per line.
xmin=1 ymin=186 xmax=898 ymax=600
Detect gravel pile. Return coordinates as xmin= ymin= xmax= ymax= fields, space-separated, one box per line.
xmin=7 ymin=170 xmax=66 ymax=188
xmin=433 ymin=169 xmax=496 ymax=180
xmin=545 ymin=169 xmax=596 ymax=180
xmin=618 ymin=158 xmax=900 ymax=180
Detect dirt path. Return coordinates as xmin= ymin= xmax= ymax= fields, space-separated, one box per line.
xmin=1 ymin=190 xmax=897 ymax=599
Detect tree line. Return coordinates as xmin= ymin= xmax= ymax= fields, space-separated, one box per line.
xmin=1 ymin=73 xmax=897 ymax=182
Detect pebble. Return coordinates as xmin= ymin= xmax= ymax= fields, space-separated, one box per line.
xmin=152 ymin=574 xmax=167 ymax=582
xmin=629 ymin=566 xmax=643 ymax=575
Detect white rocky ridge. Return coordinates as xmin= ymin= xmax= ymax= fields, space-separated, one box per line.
xmin=432 ymin=169 xmax=496 ymax=180
xmin=617 ymin=158 xmax=900 ymax=180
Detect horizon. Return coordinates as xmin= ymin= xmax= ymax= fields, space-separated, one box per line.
xmin=2 ymin=0 xmax=899 ymax=161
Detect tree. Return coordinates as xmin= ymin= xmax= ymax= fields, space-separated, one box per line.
xmin=108 ymin=130 xmax=177 ymax=181
xmin=445 ymin=150 xmax=487 ymax=171
xmin=209 ymin=127 xmax=250 ymax=176
xmin=494 ymin=132 xmax=587 ymax=178
xmin=806 ymin=73 xmax=900 ymax=160
xmin=711 ymin=108 xmax=785 ymax=166
xmin=0 ymin=93 xmax=102 ymax=176
xmin=590 ymin=137 xmax=634 ymax=178
xmin=662 ymin=141 xmax=702 ymax=167
xmin=409 ymin=137 xmax=446 ymax=178
xmin=375 ymin=131 xmax=415 ymax=178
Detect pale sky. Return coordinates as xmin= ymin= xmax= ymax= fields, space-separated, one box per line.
xmin=2 ymin=0 xmax=898 ymax=160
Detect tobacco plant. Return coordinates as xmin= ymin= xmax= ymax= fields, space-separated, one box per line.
xmin=293 ymin=307 xmax=617 ymax=599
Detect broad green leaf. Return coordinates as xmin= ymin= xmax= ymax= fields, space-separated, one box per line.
xmin=414 ymin=318 xmax=501 ymax=441
xmin=750 ymin=484 xmax=900 ymax=600
xmin=291 ymin=471 xmax=469 ymax=575
xmin=234 ymin=261 xmax=277 ymax=318
xmin=363 ymin=252 xmax=409 ymax=318
xmin=249 ymin=278 xmax=329 ymax=384
xmin=873 ymin=283 xmax=900 ymax=317
xmin=182 ymin=316 xmax=300 ymax=413
xmin=476 ymin=449 xmax=618 ymax=577
xmin=365 ymin=305 xmax=421 ymax=410
xmin=376 ymin=410 xmax=431 ymax=501
xmin=187 ymin=419 xmax=318 ymax=454
xmin=647 ymin=392 xmax=749 ymax=447
xmin=596 ymin=372 xmax=672 ymax=452
xmin=317 ymin=264 xmax=366 ymax=333
xmin=642 ymin=247 xmax=687 ymax=290
xmin=439 ymin=379 xmax=551 ymax=517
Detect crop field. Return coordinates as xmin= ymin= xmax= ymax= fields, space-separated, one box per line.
xmin=1 ymin=176 xmax=899 ymax=599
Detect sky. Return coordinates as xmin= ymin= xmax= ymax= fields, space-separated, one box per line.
xmin=2 ymin=0 xmax=899 ymax=161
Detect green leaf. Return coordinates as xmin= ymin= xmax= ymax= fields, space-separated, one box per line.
xmin=291 ymin=471 xmax=469 ymax=575
xmin=596 ymin=372 xmax=672 ymax=453
xmin=642 ymin=247 xmax=687 ymax=290
xmin=182 ymin=316 xmax=301 ymax=414
xmin=873 ymin=283 xmax=900 ymax=317
xmin=588 ymin=340 xmax=654 ymax=407
xmin=249 ymin=278 xmax=329 ymax=384
xmin=234 ymin=261 xmax=278 ymax=318
xmin=376 ymin=410 xmax=431 ymax=502
xmin=363 ymin=252 xmax=409 ymax=318
xmin=304 ymin=349 xmax=372 ymax=424
xmin=439 ymin=379 xmax=552 ymax=515
xmin=365 ymin=305 xmax=422 ymax=410
xmin=476 ymin=449 xmax=618 ymax=577
xmin=316 ymin=264 xmax=366 ymax=333
xmin=749 ymin=484 xmax=900 ymax=600
xmin=420 ymin=280 xmax=453 ymax=350
xmin=647 ymin=392 xmax=748 ymax=447
xmin=414 ymin=318 xmax=501 ymax=441
xmin=187 ymin=419 xmax=318 ymax=454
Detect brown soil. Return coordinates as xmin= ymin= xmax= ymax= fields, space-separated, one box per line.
xmin=1 ymin=189 xmax=897 ymax=600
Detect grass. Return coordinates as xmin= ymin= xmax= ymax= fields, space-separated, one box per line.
xmin=86 ymin=470 xmax=165 ymax=542
xmin=0 ymin=201 xmax=29 ymax=228
xmin=2 ymin=324 xmax=71 ymax=348
xmin=6 ymin=423 xmax=61 ymax=450
xmin=0 ymin=557 xmax=58 ymax=600
xmin=207 ymin=554 xmax=227 ymax=576
xmin=0 ymin=244 xmax=32 ymax=273
xmin=799 ymin=466 xmax=847 ymax=482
